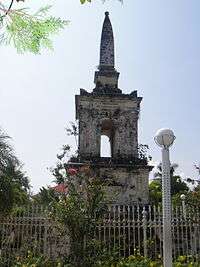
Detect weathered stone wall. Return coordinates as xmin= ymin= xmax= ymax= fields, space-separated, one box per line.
xmin=75 ymin=90 xmax=152 ymax=204
xmin=92 ymin=165 xmax=150 ymax=204
xmin=76 ymin=94 xmax=141 ymax=160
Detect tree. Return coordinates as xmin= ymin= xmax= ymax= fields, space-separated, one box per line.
xmin=182 ymin=164 xmax=200 ymax=208
xmin=0 ymin=128 xmax=30 ymax=213
xmin=0 ymin=1 xmax=68 ymax=53
xmin=149 ymin=179 xmax=162 ymax=205
xmin=149 ymin=163 xmax=189 ymax=205
xmin=46 ymin=143 xmax=110 ymax=267
xmin=0 ymin=128 xmax=18 ymax=167
xmin=186 ymin=185 xmax=200 ymax=207
xmin=153 ymin=162 xmax=179 ymax=180
xmin=32 ymin=186 xmax=60 ymax=206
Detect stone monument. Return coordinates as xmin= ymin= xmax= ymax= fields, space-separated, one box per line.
xmin=74 ymin=12 xmax=152 ymax=204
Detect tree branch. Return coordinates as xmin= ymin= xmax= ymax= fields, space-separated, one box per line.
xmin=5 ymin=0 xmax=14 ymax=15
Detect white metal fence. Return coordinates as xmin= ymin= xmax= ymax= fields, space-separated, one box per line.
xmin=0 ymin=205 xmax=69 ymax=263
xmin=0 ymin=205 xmax=200 ymax=264
xmin=96 ymin=205 xmax=200 ymax=261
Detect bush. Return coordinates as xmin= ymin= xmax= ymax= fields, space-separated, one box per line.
xmin=7 ymin=253 xmax=200 ymax=267
xmin=2 ymin=251 xmax=63 ymax=267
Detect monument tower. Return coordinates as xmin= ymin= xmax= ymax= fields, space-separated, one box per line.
xmin=75 ymin=12 xmax=152 ymax=204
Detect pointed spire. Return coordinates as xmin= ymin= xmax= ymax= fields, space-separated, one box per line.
xmin=99 ymin=11 xmax=115 ymax=69
xmin=93 ymin=12 xmax=121 ymax=95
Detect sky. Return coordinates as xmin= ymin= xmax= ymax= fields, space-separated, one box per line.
xmin=0 ymin=0 xmax=200 ymax=192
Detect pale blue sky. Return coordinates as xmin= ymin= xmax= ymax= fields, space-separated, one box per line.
xmin=0 ymin=0 xmax=200 ymax=191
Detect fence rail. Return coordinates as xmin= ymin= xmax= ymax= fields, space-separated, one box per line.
xmin=96 ymin=205 xmax=200 ymax=261
xmin=0 ymin=204 xmax=200 ymax=264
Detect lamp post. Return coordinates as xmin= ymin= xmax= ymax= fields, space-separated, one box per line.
xmin=154 ymin=128 xmax=176 ymax=267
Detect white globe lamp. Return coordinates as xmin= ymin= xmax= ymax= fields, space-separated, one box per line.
xmin=154 ymin=128 xmax=175 ymax=148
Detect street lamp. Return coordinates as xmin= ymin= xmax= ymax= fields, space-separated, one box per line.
xmin=154 ymin=128 xmax=176 ymax=267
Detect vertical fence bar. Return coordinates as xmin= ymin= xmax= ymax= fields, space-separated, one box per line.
xmin=117 ymin=205 xmax=121 ymax=256
xmin=188 ymin=207 xmax=194 ymax=259
xmin=122 ymin=205 xmax=126 ymax=257
xmin=175 ymin=206 xmax=180 ymax=257
xmin=108 ymin=205 xmax=111 ymax=253
xmin=171 ymin=206 xmax=175 ymax=260
xmin=180 ymin=205 xmax=185 ymax=256
xmin=153 ymin=205 xmax=157 ymax=259
xmin=158 ymin=206 xmax=162 ymax=259
xmin=127 ymin=205 xmax=131 ymax=256
xmin=132 ymin=205 xmax=136 ymax=255
xmin=113 ymin=205 xmax=116 ymax=251
xmin=103 ymin=212 xmax=106 ymax=244
xmin=183 ymin=205 xmax=189 ymax=257
xmin=43 ymin=217 xmax=48 ymax=257
xmin=137 ymin=205 xmax=141 ymax=254
xmin=148 ymin=205 xmax=152 ymax=258
xmin=142 ymin=207 xmax=147 ymax=258
xmin=196 ymin=207 xmax=200 ymax=262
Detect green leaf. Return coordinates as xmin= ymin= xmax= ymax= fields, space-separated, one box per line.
xmin=34 ymin=5 xmax=52 ymax=16
xmin=80 ymin=0 xmax=92 ymax=4
xmin=1 ymin=6 xmax=68 ymax=54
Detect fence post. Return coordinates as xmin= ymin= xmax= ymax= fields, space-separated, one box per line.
xmin=180 ymin=194 xmax=186 ymax=220
xmin=142 ymin=207 xmax=148 ymax=258
xmin=43 ymin=223 xmax=48 ymax=256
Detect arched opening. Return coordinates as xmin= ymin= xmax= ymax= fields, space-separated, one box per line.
xmin=100 ymin=119 xmax=114 ymax=158
xmin=100 ymin=135 xmax=111 ymax=157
